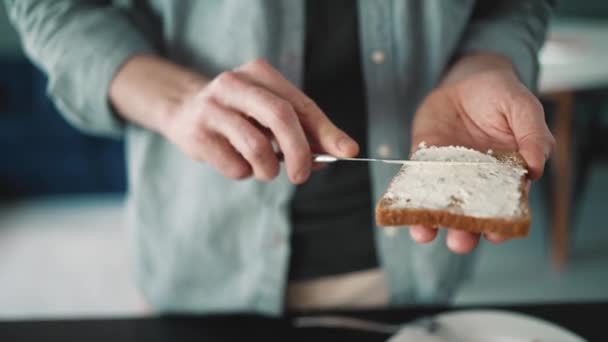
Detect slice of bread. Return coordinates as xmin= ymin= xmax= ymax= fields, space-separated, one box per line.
xmin=375 ymin=144 xmax=530 ymax=237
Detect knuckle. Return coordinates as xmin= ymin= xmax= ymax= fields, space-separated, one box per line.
xmin=296 ymin=98 xmax=318 ymax=115
xmin=244 ymin=134 xmax=271 ymax=161
xmin=247 ymin=85 xmax=269 ymax=99
xmin=269 ymin=101 xmax=296 ymax=125
xmin=511 ymin=92 xmax=544 ymax=116
xmin=198 ymin=93 xmax=216 ymax=106
xmin=245 ymin=58 xmax=271 ymax=71
xmin=527 ymin=97 xmax=544 ymax=114
xmin=197 ymin=99 xmax=217 ymax=123
xmin=213 ymin=71 xmax=240 ymax=89
xmin=199 ymin=108 xmax=220 ymax=130
xmin=192 ymin=127 xmax=214 ymax=146
xmin=191 ymin=123 xmax=212 ymax=144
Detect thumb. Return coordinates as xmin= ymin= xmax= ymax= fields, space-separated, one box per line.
xmin=299 ymin=105 xmax=359 ymax=157
xmin=518 ymin=133 xmax=554 ymax=180
xmin=511 ymin=100 xmax=555 ymax=180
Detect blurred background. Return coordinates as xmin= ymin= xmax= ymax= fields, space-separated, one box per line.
xmin=1 ymin=1 xmax=608 ymax=319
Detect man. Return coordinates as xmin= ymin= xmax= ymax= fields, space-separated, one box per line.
xmin=6 ymin=0 xmax=555 ymax=314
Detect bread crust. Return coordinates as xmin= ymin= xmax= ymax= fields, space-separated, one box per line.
xmin=375 ymin=151 xmax=530 ymax=238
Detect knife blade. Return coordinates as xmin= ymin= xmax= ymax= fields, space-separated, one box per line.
xmin=311 ymin=154 xmax=496 ymax=165
xmin=276 ymin=152 xmax=496 ymax=165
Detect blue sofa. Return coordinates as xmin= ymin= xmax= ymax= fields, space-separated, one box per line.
xmin=0 ymin=58 xmax=126 ymax=198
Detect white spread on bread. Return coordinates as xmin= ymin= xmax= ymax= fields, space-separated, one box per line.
xmin=384 ymin=144 xmax=527 ymax=219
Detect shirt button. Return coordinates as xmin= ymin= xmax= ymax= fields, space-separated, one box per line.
xmin=371 ymin=50 xmax=385 ymax=64
xmin=384 ymin=227 xmax=398 ymax=238
xmin=377 ymin=144 xmax=391 ymax=158
xmin=271 ymin=232 xmax=284 ymax=248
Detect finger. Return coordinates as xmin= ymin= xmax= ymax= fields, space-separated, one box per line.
xmin=234 ymin=60 xmax=359 ymax=157
xmin=210 ymin=71 xmax=311 ymax=183
xmin=484 ymin=232 xmax=510 ymax=244
xmin=298 ymin=102 xmax=359 ymax=158
xmin=518 ymin=133 xmax=554 ymax=180
xmin=446 ymin=230 xmax=480 ymax=254
xmin=205 ymin=105 xmax=280 ymax=181
xmin=409 ymin=225 xmax=438 ymax=243
xmin=509 ymin=96 xmax=555 ymax=180
xmin=196 ymin=131 xmax=252 ymax=180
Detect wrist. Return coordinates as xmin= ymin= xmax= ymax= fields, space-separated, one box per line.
xmin=109 ymin=54 xmax=208 ymax=134
xmin=441 ymin=52 xmax=517 ymax=86
xmin=156 ymin=72 xmax=208 ymax=136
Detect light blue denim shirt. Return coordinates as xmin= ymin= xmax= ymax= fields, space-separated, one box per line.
xmin=5 ymin=0 xmax=551 ymax=315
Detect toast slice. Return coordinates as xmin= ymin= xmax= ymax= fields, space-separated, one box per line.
xmin=375 ymin=144 xmax=530 ymax=237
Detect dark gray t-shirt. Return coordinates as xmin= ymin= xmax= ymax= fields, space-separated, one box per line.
xmin=288 ymin=0 xmax=377 ymax=281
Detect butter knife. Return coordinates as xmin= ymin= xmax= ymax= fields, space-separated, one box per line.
xmin=309 ymin=153 xmax=496 ymax=166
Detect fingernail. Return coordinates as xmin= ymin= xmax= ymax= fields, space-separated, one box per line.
xmin=409 ymin=228 xmax=420 ymax=241
xmin=447 ymin=238 xmax=458 ymax=252
xmin=337 ymin=137 xmax=357 ymax=154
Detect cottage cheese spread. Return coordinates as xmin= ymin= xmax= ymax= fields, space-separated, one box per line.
xmin=384 ymin=144 xmax=527 ymax=218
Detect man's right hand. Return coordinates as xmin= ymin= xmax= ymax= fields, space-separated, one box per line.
xmin=110 ymin=56 xmax=359 ymax=184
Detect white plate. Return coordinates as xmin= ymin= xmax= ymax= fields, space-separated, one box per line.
xmin=389 ymin=310 xmax=587 ymax=342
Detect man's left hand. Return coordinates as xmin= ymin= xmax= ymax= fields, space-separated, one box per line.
xmin=409 ymin=53 xmax=555 ymax=254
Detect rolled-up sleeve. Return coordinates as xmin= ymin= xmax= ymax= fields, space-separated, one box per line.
xmin=4 ymin=0 xmax=156 ymax=137
xmin=457 ymin=0 xmax=554 ymax=90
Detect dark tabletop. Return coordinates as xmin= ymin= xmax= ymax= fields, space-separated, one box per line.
xmin=1 ymin=301 xmax=605 ymax=341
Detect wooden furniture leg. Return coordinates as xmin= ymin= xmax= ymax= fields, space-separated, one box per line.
xmin=550 ymin=91 xmax=574 ymax=268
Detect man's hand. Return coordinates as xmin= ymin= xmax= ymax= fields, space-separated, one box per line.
xmin=409 ymin=53 xmax=555 ymax=254
xmin=110 ymin=56 xmax=359 ymax=184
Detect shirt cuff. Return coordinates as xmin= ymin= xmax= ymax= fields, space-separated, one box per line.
xmin=457 ymin=23 xmax=542 ymax=92
xmin=48 ymin=30 xmax=154 ymax=138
